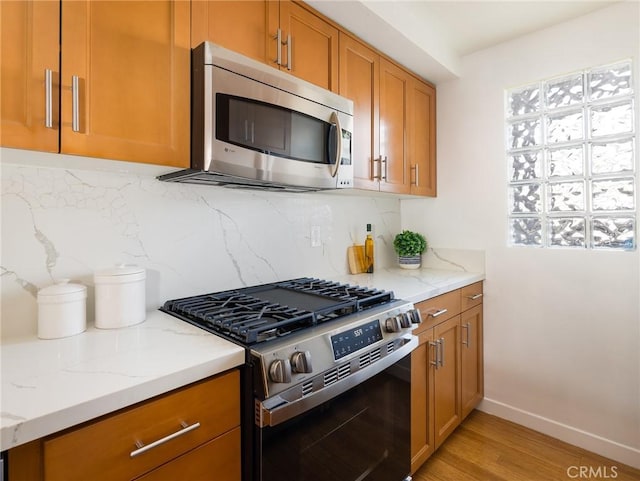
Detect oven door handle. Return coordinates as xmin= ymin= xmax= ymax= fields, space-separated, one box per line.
xmin=256 ymin=335 xmax=418 ymax=427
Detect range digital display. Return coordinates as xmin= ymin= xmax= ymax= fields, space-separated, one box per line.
xmin=331 ymin=319 xmax=383 ymax=360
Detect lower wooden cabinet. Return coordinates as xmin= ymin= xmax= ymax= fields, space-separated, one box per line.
xmin=461 ymin=304 xmax=484 ymax=418
xmin=433 ymin=315 xmax=463 ymax=448
xmin=411 ymin=282 xmax=484 ymax=473
xmin=410 ymin=328 xmax=435 ymax=473
xmin=8 ymin=370 xmax=241 ymax=481
xmin=137 ymin=427 xmax=241 ymax=481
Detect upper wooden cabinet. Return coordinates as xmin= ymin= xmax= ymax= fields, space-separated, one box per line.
xmin=0 ymin=1 xmax=59 ymax=152
xmin=60 ymin=1 xmax=190 ymax=166
xmin=379 ymin=58 xmax=411 ymax=194
xmin=338 ymin=34 xmax=380 ymax=191
xmin=193 ymin=0 xmax=338 ymax=92
xmin=408 ymin=79 xmax=437 ymax=196
xmin=339 ymin=33 xmax=436 ymax=196
xmin=1 ymin=0 xmax=190 ymax=168
xmin=191 ymin=1 xmax=270 ymax=63
xmin=274 ymin=1 xmax=339 ymax=92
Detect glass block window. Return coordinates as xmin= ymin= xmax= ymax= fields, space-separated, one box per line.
xmin=506 ymin=61 xmax=636 ymax=250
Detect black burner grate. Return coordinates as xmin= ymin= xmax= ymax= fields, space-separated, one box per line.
xmin=161 ymin=277 xmax=394 ymax=345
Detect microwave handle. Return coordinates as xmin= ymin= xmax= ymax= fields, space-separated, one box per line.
xmin=329 ymin=111 xmax=342 ymax=178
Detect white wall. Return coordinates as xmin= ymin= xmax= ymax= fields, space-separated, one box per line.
xmin=1 ymin=148 xmax=401 ymax=339
xmin=402 ymin=2 xmax=640 ymax=468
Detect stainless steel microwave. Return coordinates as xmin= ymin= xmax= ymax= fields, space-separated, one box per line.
xmin=158 ymin=42 xmax=354 ymax=192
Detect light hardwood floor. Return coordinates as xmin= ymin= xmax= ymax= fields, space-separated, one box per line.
xmin=413 ymin=411 xmax=640 ymax=481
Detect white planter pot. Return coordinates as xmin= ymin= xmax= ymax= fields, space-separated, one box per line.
xmin=398 ymin=255 xmax=421 ymax=270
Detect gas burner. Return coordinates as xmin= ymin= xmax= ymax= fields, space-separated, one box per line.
xmin=161 ymin=278 xmax=395 ymax=345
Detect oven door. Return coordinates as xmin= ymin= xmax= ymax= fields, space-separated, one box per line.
xmin=252 ymin=353 xmax=412 ymax=481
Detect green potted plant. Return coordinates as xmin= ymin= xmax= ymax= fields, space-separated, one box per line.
xmin=393 ymin=230 xmax=427 ymax=269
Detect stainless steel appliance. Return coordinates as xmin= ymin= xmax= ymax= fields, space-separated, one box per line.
xmin=161 ymin=278 xmax=421 ymax=481
xmin=158 ymin=43 xmax=354 ymax=192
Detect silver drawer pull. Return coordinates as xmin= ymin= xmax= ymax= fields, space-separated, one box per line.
xmin=427 ymin=308 xmax=448 ymax=318
xmin=466 ymin=293 xmax=483 ymax=300
xmin=130 ymin=421 xmax=200 ymax=458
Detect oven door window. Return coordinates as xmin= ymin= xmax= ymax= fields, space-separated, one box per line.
xmin=258 ymin=355 xmax=410 ymax=481
xmin=216 ymin=94 xmax=336 ymax=165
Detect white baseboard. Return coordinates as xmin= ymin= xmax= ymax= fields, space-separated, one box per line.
xmin=478 ymin=398 xmax=640 ymax=470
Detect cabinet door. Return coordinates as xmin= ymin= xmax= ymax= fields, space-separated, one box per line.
xmin=410 ymin=328 xmax=435 ymax=474
xmin=0 ymin=0 xmax=59 ymax=152
xmin=338 ymin=33 xmax=380 ymax=191
xmin=60 ymin=0 xmax=190 ymax=167
xmin=461 ymin=304 xmax=484 ymax=419
xmin=137 ymin=427 xmax=241 ymax=481
xmin=408 ymin=78 xmax=437 ymax=197
xmin=379 ymin=58 xmax=410 ymax=194
xmin=44 ymin=372 xmax=240 ymax=481
xmin=278 ymin=1 xmax=338 ymax=92
xmin=191 ymin=0 xmax=269 ymax=63
xmin=433 ymin=315 xmax=462 ymax=448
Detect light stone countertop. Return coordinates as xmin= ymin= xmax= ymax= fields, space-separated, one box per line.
xmin=0 ymin=267 xmax=483 ymax=452
xmin=336 ymin=267 xmax=485 ymax=303
xmin=0 ymin=310 xmax=245 ymax=451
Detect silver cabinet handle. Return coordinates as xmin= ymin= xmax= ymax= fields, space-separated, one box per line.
xmin=285 ymin=34 xmax=292 ymax=71
xmin=273 ymin=29 xmax=282 ymax=66
xmin=461 ymin=322 xmax=471 ymax=346
xmin=429 ymin=340 xmax=438 ymax=367
xmin=372 ymin=157 xmax=381 ymax=180
xmin=411 ymin=164 xmax=419 ymax=186
xmin=130 ymin=421 xmax=200 ymax=458
xmin=71 ymin=75 xmax=80 ymax=132
xmin=381 ymin=156 xmax=388 ymax=181
xmin=45 ymin=69 xmax=53 ymax=128
xmin=427 ymin=308 xmax=448 ymax=318
xmin=467 ymin=293 xmax=483 ymax=300
xmin=439 ymin=338 xmax=445 ymax=368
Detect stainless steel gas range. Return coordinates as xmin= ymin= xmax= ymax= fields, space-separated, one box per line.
xmin=161 ymin=277 xmax=421 ymax=481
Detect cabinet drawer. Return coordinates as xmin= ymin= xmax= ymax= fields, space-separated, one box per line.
xmin=137 ymin=427 xmax=241 ymax=481
xmin=44 ymin=370 xmax=240 ymax=481
xmin=461 ymin=282 xmax=484 ymax=311
xmin=414 ymin=290 xmax=461 ymax=331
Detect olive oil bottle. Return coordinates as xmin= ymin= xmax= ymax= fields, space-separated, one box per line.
xmin=364 ymin=224 xmax=374 ymax=273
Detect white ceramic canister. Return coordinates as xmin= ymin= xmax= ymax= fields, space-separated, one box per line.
xmin=37 ymin=280 xmax=87 ymax=339
xmin=94 ymin=265 xmax=146 ymax=329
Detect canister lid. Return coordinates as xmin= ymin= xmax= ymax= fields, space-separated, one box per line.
xmin=37 ymin=279 xmax=87 ymax=302
xmin=94 ymin=264 xmax=146 ymax=283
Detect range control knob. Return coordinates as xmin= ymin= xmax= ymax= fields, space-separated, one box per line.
xmin=269 ymin=358 xmax=292 ymax=383
xmin=385 ymin=316 xmax=401 ymax=333
xmin=291 ymin=351 xmax=313 ymax=373
xmin=399 ymin=312 xmax=412 ymax=328
xmin=409 ymin=308 xmax=423 ymax=325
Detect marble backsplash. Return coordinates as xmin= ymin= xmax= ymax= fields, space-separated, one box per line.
xmin=1 ymin=149 xmax=402 ymax=339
